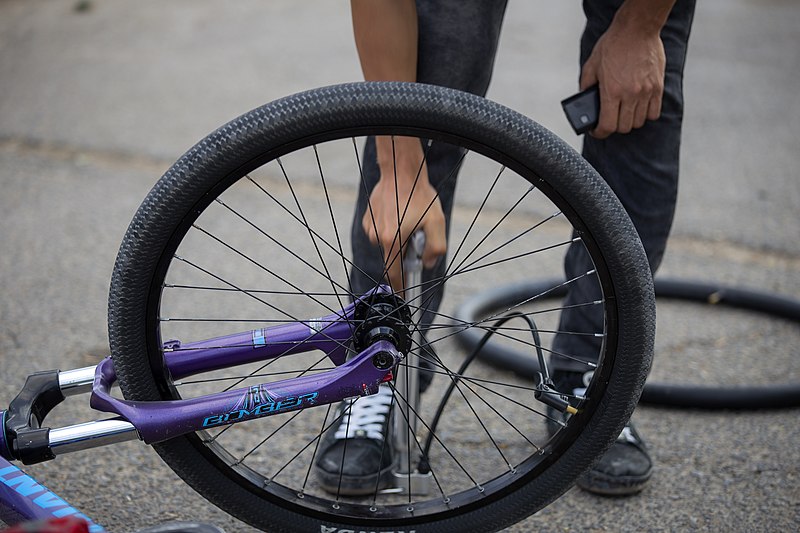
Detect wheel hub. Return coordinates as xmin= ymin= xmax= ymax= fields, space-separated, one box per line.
xmin=353 ymin=292 xmax=413 ymax=357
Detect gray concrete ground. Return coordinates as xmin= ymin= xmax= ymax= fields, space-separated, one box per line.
xmin=1 ymin=1 xmax=798 ymax=531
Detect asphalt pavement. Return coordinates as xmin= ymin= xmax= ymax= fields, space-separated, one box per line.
xmin=0 ymin=1 xmax=798 ymax=532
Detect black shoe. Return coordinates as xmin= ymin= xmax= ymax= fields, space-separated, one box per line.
xmin=314 ymin=384 xmax=395 ymax=495
xmin=548 ymin=370 xmax=653 ymax=496
xmin=576 ymin=419 xmax=652 ymax=496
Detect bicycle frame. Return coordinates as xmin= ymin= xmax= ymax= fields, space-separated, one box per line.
xmin=0 ymin=454 xmax=105 ymax=531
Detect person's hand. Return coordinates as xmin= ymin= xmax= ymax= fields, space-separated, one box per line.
xmin=362 ymin=136 xmax=447 ymax=292
xmin=580 ymin=20 xmax=667 ymax=139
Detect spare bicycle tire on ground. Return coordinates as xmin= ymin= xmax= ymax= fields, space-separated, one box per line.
xmin=453 ymin=278 xmax=800 ymax=409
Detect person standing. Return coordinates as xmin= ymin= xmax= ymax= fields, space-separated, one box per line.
xmin=314 ymin=0 xmax=696 ymax=497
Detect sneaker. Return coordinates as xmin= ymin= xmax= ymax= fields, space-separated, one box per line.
xmin=576 ymin=419 xmax=652 ymax=496
xmin=549 ymin=370 xmax=653 ymax=496
xmin=314 ymin=384 xmax=395 ymax=495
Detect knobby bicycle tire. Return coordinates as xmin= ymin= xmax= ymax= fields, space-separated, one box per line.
xmin=108 ymin=82 xmax=655 ymax=532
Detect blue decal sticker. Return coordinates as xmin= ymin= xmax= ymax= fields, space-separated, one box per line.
xmin=202 ymin=388 xmax=319 ymax=428
xmin=252 ymin=328 xmax=266 ymax=347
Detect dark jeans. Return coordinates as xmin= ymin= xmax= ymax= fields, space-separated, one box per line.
xmin=350 ymin=0 xmax=696 ymax=379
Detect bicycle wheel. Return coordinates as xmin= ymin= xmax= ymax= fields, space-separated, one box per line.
xmin=108 ymin=82 xmax=654 ymax=532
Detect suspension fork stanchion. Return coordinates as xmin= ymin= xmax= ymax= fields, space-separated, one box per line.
xmin=391 ymin=230 xmax=432 ymax=494
xmin=0 ymin=366 xmax=139 ymax=465
xmin=52 ymin=366 xmax=140 ymax=454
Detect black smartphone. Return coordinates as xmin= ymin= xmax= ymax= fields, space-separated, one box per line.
xmin=561 ymin=85 xmax=600 ymax=135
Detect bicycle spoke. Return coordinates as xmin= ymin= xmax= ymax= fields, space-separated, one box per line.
xmin=445 ymin=165 xmax=507 ymax=273
xmin=388 ymin=382 xmax=479 ymax=494
xmin=245 ymin=167 xmax=378 ymax=301
xmin=170 ymin=254 xmax=352 ymax=355
xmin=312 ymin=145 xmax=356 ymax=305
xmin=165 ymin=283 xmax=351 ymax=299
xmin=233 ymin=409 xmax=306 ymax=466
xmin=207 ymin=200 xmax=356 ymax=306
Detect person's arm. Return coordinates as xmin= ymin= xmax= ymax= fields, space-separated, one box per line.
xmin=352 ymin=0 xmax=417 ymax=82
xmin=351 ymin=0 xmax=447 ymax=291
xmin=580 ymin=0 xmax=678 ymax=138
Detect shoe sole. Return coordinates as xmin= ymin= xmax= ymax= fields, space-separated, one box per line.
xmin=576 ymin=469 xmax=651 ymax=496
xmin=316 ymin=462 xmax=397 ymax=496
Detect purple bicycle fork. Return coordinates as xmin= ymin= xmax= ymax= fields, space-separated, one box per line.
xmin=0 ymin=288 xmax=402 ymax=466
xmin=0 ymin=280 xmax=409 ymax=529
